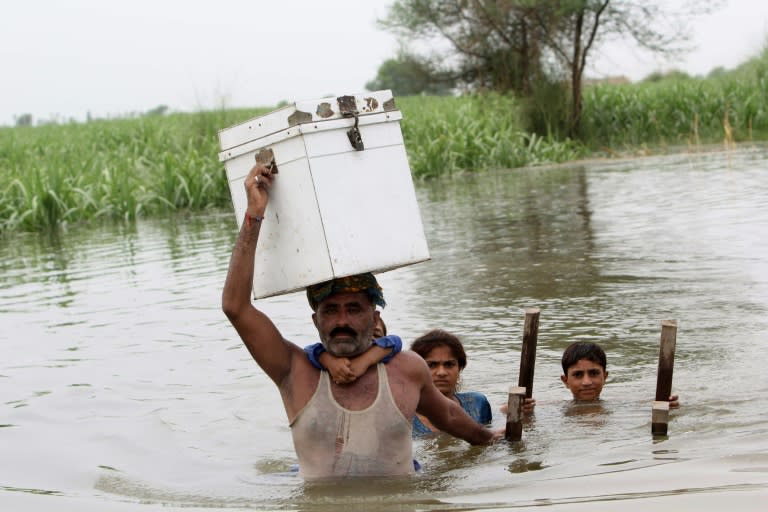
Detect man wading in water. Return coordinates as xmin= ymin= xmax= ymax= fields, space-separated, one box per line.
xmin=222 ymin=163 xmax=502 ymax=479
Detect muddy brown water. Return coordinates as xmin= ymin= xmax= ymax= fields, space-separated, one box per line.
xmin=1 ymin=148 xmax=767 ymax=510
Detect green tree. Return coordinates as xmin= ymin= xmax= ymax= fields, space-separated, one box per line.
xmin=15 ymin=113 xmax=33 ymax=127
xmin=366 ymin=52 xmax=455 ymax=95
xmin=145 ymin=105 xmax=169 ymax=117
xmin=642 ymin=69 xmax=693 ymax=83
xmin=379 ymin=0 xmax=718 ymax=137
xmin=528 ymin=0 xmax=717 ymax=136
xmin=379 ymin=0 xmax=546 ymax=95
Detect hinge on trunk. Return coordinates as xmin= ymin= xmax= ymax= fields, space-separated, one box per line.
xmin=255 ymin=147 xmax=278 ymax=174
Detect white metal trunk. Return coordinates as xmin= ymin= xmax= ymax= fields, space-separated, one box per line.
xmin=218 ymin=90 xmax=430 ymax=299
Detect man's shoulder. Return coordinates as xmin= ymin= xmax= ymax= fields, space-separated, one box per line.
xmin=385 ymin=349 xmax=428 ymax=379
xmin=284 ymin=342 xmax=321 ymax=384
xmin=388 ymin=348 xmax=424 ymax=366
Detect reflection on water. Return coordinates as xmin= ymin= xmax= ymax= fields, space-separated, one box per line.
xmin=1 ymin=148 xmax=767 ymax=510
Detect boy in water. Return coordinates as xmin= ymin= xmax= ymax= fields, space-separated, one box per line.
xmin=558 ymin=341 xmax=679 ymax=406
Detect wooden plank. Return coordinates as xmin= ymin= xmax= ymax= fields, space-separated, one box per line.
xmin=652 ymin=401 xmax=670 ymax=436
xmin=505 ymin=386 xmax=527 ymax=441
xmin=655 ymin=320 xmax=677 ymax=401
xmin=518 ymin=307 xmax=540 ymax=399
xmin=652 ymin=320 xmax=677 ymax=436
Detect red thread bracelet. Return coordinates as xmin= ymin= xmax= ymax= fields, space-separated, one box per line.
xmin=245 ymin=213 xmax=264 ymax=227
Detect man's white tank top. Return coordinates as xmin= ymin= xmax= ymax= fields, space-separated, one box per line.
xmin=289 ymin=363 xmax=414 ymax=479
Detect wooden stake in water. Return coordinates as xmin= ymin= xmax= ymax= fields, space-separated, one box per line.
xmin=518 ymin=307 xmax=540 ymax=399
xmin=652 ymin=320 xmax=677 ymax=436
xmin=652 ymin=401 xmax=670 ymax=436
xmin=505 ymin=386 xmax=526 ymax=441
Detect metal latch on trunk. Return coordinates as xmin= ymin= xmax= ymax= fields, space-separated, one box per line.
xmin=337 ymin=95 xmax=364 ymax=151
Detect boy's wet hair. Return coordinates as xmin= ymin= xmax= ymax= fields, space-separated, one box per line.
xmin=410 ymin=329 xmax=467 ymax=370
xmin=561 ymin=342 xmax=607 ymax=374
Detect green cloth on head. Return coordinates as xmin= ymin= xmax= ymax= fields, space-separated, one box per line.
xmin=306 ymin=273 xmax=386 ymax=311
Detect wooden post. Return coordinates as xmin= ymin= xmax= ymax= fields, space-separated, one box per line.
xmin=505 ymin=386 xmax=526 ymax=441
xmin=652 ymin=401 xmax=670 ymax=436
xmin=652 ymin=320 xmax=677 ymax=436
xmin=518 ymin=307 xmax=540 ymax=399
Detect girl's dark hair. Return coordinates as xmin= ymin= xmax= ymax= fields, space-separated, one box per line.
xmin=561 ymin=342 xmax=607 ymax=374
xmin=410 ymin=329 xmax=467 ymax=369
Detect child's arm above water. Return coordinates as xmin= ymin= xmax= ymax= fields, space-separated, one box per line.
xmin=304 ymin=343 xmax=353 ymax=383
xmin=319 ymin=352 xmax=354 ymax=384
xmin=305 ymin=336 xmax=403 ymax=384
xmin=347 ymin=344 xmax=393 ymax=379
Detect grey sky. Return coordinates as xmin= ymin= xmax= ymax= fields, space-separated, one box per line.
xmin=2 ymin=0 xmax=766 ymax=126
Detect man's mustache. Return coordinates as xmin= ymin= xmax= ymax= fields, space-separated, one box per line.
xmin=330 ymin=326 xmax=357 ymax=338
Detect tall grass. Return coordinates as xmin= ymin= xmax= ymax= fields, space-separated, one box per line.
xmin=0 ymin=108 xmax=265 ymax=233
xmin=399 ymin=94 xmax=585 ymax=179
xmin=0 ymin=96 xmax=583 ymax=233
xmin=2 ymin=58 xmax=767 ymax=235
xmin=580 ymin=55 xmax=768 ymax=150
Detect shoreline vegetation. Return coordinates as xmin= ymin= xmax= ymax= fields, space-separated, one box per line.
xmin=1 ymin=54 xmax=766 ymax=234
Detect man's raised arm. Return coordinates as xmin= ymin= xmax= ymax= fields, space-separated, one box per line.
xmin=221 ymin=164 xmax=296 ymax=386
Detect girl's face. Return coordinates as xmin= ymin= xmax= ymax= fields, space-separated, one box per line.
xmin=424 ymin=345 xmax=461 ymax=397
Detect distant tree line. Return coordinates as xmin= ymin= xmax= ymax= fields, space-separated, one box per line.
xmin=12 ymin=105 xmax=169 ymax=128
xmin=367 ymin=0 xmax=717 ymax=139
xmin=14 ymin=113 xmax=34 ymax=127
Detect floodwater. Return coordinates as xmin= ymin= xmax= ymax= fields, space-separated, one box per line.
xmin=1 ymin=147 xmax=767 ymax=511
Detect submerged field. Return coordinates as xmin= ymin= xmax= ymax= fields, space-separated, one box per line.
xmin=581 ymin=77 xmax=768 ymax=150
xmin=0 ymin=109 xmax=261 ymax=233
xmin=1 ymin=65 xmax=766 ymax=233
